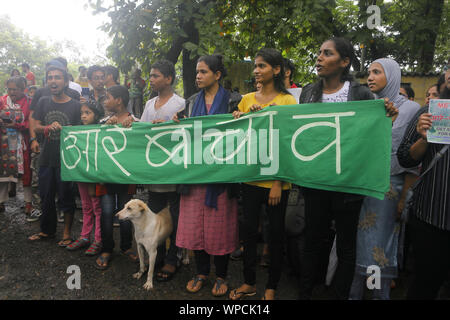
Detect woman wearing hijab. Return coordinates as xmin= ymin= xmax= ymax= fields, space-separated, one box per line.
xmin=176 ymin=54 xmax=239 ymax=298
xmin=349 ymin=58 xmax=421 ymax=300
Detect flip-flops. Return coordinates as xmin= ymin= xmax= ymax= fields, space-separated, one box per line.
xmin=95 ymin=253 xmax=113 ymax=270
xmin=186 ymin=276 xmax=207 ymax=293
xmin=212 ymin=278 xmax=228 ymax=297
xmin=121 ymin=249 xmax=139 ymax=262
xmin=28 ymin=233 xmax=55 ymax=241
xmin=229 ymin=288 xmax=257 ymax=300
xmin=156 ymin=265 xmax=178 ymax=282
xmin=57 ymin=238 xmax=74 ymax=248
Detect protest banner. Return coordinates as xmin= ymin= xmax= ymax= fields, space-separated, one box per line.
xmin=427 ymin=99 xmax=450 ymax=144
xmin=60 ymin=100 xmax=391 ymax=199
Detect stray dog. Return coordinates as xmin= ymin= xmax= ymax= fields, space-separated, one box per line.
xmin=116 ymin=199 xmax=172 ymax=290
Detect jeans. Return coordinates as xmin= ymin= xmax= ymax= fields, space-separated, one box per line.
xmin=39 ymin=166 xmax=75 ymax=235
xmin=241 ymin=184 xmax=289 ymax=290
xmin=298 ymin=188 xmax=362 ymax=300
xmin=349 ymin=274 xmax=391 ymax=300
xmin=407 ymin=214 xmax=450 ymax=299
xmin=146 ymin=191 xmax=180 ymax=268
xmin=100 ymin=192 xmax=132 ymax=254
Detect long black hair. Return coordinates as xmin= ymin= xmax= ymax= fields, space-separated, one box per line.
xmin=305 ymin=37 xmax=357 ymax=103
xmin=81 ymin=101 xmax=102 ymax=123
xmin=324 ymin=37 xmax=356 ymax=82
xmin=255 ymin=48 xmax=290 ymax=95
xmin=440 ymin=87 xmax=450 ymax=99
xmin=107 ymin=85 xmax=129 ymax=107
xmin=197 ymin=54 xmax=227 ymax=81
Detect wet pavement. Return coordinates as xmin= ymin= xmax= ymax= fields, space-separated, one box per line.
xmin=0 ymin=187 xmax=447 ymax=301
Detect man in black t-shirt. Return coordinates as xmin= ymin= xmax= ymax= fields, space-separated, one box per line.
xmin=29 ymin=59 xmax=80 ymax=153
xmin=28 ymin=66 xmax=81 ymax=247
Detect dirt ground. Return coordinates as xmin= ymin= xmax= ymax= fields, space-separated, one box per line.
xmin=0 ymin=186 xmax=447 ymax=301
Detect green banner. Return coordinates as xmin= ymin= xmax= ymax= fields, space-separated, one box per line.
xmin=60 ymin=100 xmax=391 ymax=199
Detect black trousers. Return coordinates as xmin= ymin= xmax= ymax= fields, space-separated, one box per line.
xmin=146 ymin=191 xmax=180 ymax=268
xmin=298 ymin=188 xmax=362 ymax=300
xmin=194 ymin=250 xmax=229 ymax=279
xmin=241 ymin=184 xmax=289 ymax=290
xmin=39 ymin=166 xmax=75 ymax=235
xmin=407 ymin=214 xmax=450 ymax=299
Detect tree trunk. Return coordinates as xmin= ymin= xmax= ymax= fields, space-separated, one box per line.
xmin=182 ymin=49 xmax=198 ymax=99
xmin=180 ymin=11 xmax=200 ymax=99
xmin=415 ymin=0 xmax=444 ymax=73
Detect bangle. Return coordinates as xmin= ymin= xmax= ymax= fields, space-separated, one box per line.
xmin=30 ymin=137 xmax=37 ymax=143
xmin=44 ymin=125 xmax=50 ymax=138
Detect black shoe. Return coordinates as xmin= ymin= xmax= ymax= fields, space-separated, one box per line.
xmin=230 ymin=248 xmax=243 ymax=261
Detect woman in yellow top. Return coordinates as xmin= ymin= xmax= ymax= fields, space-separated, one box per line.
xmin=230 ymin=48 xmax=297 ymax=300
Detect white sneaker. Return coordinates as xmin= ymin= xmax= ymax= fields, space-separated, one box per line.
xmin=26 ymin=209 xmax=42 ymax=222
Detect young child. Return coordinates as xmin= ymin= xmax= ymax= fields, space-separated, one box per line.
xmin=95 ymin=85 xmax=138 ymax=270
xmin=66 ymin=102 xmax=103 ymax=255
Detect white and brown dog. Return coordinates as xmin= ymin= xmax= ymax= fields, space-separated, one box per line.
xmin=116 ymin=199 xmax=172 ymax=290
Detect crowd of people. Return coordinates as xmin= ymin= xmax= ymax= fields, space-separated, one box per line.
xmin=1 ymin=36 xmax=449 ymax=300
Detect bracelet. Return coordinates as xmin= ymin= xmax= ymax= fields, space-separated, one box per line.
xmin=44 ymin=125 xmax=50 ymax=138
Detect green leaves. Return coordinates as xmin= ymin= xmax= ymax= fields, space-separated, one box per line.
xmin=89 ymin=0 xmax=448 ymax=93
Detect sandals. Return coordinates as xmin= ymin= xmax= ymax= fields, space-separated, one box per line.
xmin=212 ymin=278 xmax=228 ymax=297
xmin=261 ymin=289 xmax=276 ymax=300
xmin=122 ymin=249 xmax=139 ymax=262
xmin=229 ymin=287 xmax=257 ymax=300
xmin=58 ymin=238 xmax=74 ymax=248
xmin=85 ymin=241 xmax=102 ymax=256
xmin=66 ymin=238 xmax=90 ymax=251
xmin=28 ymin=233 xmax=55 ymax=241
xmin=156 ymin=264 xmax=178 ymax=282
xmin=186 ymin=276 xmax=207 ymax=293
xmin=95 ymin=253 xmax=113 ymax=270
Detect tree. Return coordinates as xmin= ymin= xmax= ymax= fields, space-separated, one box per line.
xmin=89 ymin=0 xmax=337 ymax=93
xmin=90 ymin=0 xmax=449 ymax=97
xmin=331 ymin=0 xmax=449 ymax=72
xmin=0 ymin=15 xmax=59 ymax=92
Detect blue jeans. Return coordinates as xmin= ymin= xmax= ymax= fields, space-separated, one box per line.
xmin=349 ymin=273 xmax=391 ymax=300
xmin=100 ymin=192 xmax=132 ymax=254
